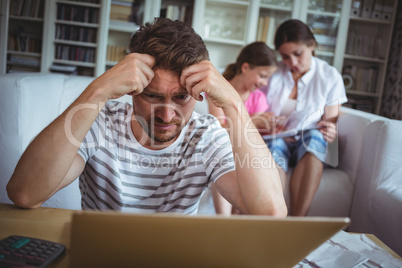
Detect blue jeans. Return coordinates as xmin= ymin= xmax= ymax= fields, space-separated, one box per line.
xmin=265 ymin=130 xmax=328 ymax=172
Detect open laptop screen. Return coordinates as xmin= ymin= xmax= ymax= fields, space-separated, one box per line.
xmin=70 ymin=211 xmax=349 ymax=267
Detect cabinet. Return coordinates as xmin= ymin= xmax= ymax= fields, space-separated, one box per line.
xmin=192 ymin=0 xmax=255 ymax=71
xmin=193 ymin=0 xmax=350 ymax=71
xmin=341 ymin=0 xmax=398 ymax=114
xmin=104 ymin=0 xmax=195 ymax=72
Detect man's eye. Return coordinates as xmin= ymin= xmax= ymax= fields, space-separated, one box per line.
xmin=173 ymin=94 xmax=191 ymax=104
xmin=145 ymin=93 xmax=158 ymax=98
xmin=176 ymin=95 xmax=189 ymax=100
xmin=142 ymin=93 xmax=162 ymax=103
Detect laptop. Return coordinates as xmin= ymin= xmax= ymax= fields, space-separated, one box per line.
xmin=69 ymin=211 xmax=349 ymax=267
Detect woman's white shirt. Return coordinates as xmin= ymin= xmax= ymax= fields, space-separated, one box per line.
xmin=261 ymin=57 xmax=347 ymax=130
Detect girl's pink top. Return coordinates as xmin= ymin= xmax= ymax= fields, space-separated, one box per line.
xmin=244 ymin=89 xmax=269 ymax=115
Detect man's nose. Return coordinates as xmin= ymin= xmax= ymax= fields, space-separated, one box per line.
xmin=155 ymin=104 xmax=177 ymax=123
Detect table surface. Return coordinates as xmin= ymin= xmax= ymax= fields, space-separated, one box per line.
xmin=0 ymin=203 xmax=400 ymax=267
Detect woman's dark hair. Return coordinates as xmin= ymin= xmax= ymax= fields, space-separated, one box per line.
xmin=274 ymin=19 xmax=318 ymax=52
xmin=129 ymin=17 xmax=209 ymax=73
xmin=222 ymin=41 xmax=277 ymax=80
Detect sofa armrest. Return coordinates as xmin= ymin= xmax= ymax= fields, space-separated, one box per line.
xmin=336 ymin=107 xmax=385 ymax=184
xmin=350 ymin=118 xmax=402 ymax=256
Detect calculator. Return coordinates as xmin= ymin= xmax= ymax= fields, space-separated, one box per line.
xmin=0 ymin=235 xmax=66 ymax=268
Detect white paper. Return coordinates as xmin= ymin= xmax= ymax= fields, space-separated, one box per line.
xmin=296 ymin=231 xmax=402 ymax=268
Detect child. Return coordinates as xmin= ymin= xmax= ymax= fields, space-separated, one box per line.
xmin=207 ymin=41 xmax=279 ymax=215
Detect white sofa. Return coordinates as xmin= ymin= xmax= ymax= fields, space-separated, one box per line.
xmin=1 ymin=73 xmax=402 ymax=256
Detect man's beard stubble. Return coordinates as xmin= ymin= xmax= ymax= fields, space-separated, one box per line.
xmin=135 ymin=114 xmax=184 ymax=144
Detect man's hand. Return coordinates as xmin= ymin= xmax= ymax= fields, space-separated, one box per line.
xmin=180 ymin=60 xmax=241 ymax=108
xmin=90 ymin=53 xmax=156 ymax=100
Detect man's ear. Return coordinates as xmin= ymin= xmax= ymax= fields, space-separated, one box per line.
xmin=241 ymin=62 xmax=250 ymax=74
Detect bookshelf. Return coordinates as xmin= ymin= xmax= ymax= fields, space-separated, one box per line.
xmin=341 ymin=0 xmax=398 ymax=114
xmin=2 ymin=0 xmax=45 ymax=74
xmin=44 ymin=0 xmax=107 ymax=76
xmin=0 ymin=0 xmax=398 ymax=114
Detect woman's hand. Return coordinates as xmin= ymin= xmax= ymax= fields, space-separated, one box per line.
xmin=318 ymin=120 xmax=337 ymax=143
xmin=252 ymin=112 xmax=286 ymax=134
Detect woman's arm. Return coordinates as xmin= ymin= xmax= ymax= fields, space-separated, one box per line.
xmin=318 ymin=104 xmax=341 ymax=143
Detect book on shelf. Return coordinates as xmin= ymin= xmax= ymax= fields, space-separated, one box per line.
xmin=160 ymin=4 xmax=193 ymax=25
xmin=7 ymin=54 xmax=40 ymax=67
xmin=7 ymin=31 xmax=42 ymax=53
xmin=10 ymin=0 xmax=44 ymax=18
xmin=314 ymin=34 xmax=336 ymax=52
xmin=346 ymin=98 xmax=375 ymax=113
xmin=351 ymin=0 xmax=363 ymax=16
xmin=345 ymin=30 xmax=384 ymax=59
xmin=110 ymin=0 xmax=143 ymax=25
xmin=7 ymin=66 xmax=39 ymax=73
xmin=361 ymin=0 xmax=375 ymax=18
xmin=107 ymin=45 xmax=127 ymax=62
xmin=110 ymin=1 xmax=132 ymax=22
xmin=371 ymin=0 xmax=384 ymax=19
xmin=55 ymin=25 xmax=97 ymax=43
xmin=50 ymin=64 xmax=78 ymax=74
xmin=356 ymin=67 xmax=378 ymax=93
xmin=55 ymin=45 xmax=95 ymax=63
xmin=343 ymin=65 xmax=378 ymax=93
xmin=57 ymin=4 xmax=99 ymax=24
xmin=256 ymin=16 xmax=276 ymax=46
xmin=381 ymin=0 xmax=393 ymax=21
xmin=66 ymin=0 xmax=101 ymax=3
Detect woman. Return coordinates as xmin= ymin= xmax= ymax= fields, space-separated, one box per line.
xmin=260 ymin=19 xmax=348 ymax=216
xmin=208 ymin=41 xmax=278 ymax=215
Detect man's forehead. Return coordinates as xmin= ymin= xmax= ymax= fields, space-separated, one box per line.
xmin=143 ymin=87 xmax=188 ymax=95
xmin=145 ymin=69 xmax=188 ymax=95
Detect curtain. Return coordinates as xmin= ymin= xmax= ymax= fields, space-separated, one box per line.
xmin=380 ymin=1 xmax=402 ymax=119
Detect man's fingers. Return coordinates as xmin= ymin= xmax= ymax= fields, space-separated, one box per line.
xmin=131 ymin=53 xmax=156 ymax=68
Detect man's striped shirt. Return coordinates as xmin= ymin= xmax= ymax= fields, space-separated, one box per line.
xmin=77 ymin=102 xmax=235 ymax=214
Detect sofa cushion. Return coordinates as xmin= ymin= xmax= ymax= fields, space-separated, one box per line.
xmin=0 ymin=73 xmax=94 ymax=209
xmin=284 ymin=168 xmax=353 ymax=217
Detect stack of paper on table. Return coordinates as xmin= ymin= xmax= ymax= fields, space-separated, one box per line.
xmin=296 ymin=231 xmax=402 ymax=267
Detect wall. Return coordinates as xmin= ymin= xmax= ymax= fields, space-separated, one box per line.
xmin=381 ymin=1 xmax=402 ymax=119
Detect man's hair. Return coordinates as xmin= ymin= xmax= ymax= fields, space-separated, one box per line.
xmin=129 ymin=17 xmax=209 ymax=73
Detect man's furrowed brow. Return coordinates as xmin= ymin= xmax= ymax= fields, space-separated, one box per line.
xmin=143 ymin=87 xmax=189 ymax=96
xmin=174 ymin=88 xmax=190 ymax=95
xmin=143 ymin=88 xmax=162 ymax=96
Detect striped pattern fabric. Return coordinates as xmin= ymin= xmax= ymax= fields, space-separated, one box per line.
xmin=77 ymin=102 xmax=235 ymax=214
